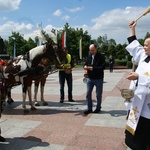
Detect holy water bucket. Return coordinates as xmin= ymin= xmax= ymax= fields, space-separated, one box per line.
xmin=116 ymin=79 xmax=134 ymax=103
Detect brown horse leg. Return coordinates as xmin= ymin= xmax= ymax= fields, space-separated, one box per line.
xmin=22 ymin=77 xmax=36 ymax=113
xmin=22 ymin=78 xmax=31 ymax=113
xmin=22 ymin=84 xmax=29 ymax=113
xmin=40 ymin=78 xmax=48 ymax=106
xmin=7 ymin=88 xmax=14 ymax=104
xmin=27 ymin=85 xmax=36 ymax=111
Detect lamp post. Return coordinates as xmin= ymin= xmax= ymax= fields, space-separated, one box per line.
xmin=37 ymin=22 xmax=42 ymax=46
xmin=12 ymin=37 xmax=16 ymax=58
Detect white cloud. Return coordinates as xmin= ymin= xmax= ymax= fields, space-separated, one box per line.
xmin=0 ymin=0 xmax=21 ymax=11
xmin=44 ymin=24 xmax=53 ymax=32
xmin=0 ymin=6 xmax=150 ymax=44
xmin=53 ymin=9 xmax=62 ymax=17
xmin=83 ymin=6 xmax=150 ymax=44
xmin=0 ymin=21 xmax=34 ymax=39
xmin=61 ymin=15 xmax=70 ymax=21
xmin=66 ymin=6 xmax=84 ymax=13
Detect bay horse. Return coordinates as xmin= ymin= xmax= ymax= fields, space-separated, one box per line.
xmin=5 ymin=45 xmax=50 ymax=106
xmin=4 ymin=29 xmax=68 ymax=113
xmin=33 ymin=62 xmax=57 ymax=107
xmin=33 ymin=44 xmax=70 ymax=107
xmin=5 ymin=41 xmax=59 ymax=113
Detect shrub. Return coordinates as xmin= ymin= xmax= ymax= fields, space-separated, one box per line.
xmin=127 ymin=61 xmax=132 ymax=69
xmin=114 ymin=59 xmax=127 ymax=66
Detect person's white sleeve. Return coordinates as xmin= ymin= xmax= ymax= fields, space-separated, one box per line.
xmin=126 ymin=40 xmax=144 ymax=63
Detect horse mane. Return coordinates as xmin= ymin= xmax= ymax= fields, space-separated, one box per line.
xmin=31 ymin=42 xmax=57 ymax=67
xmin=31 ymin=54 xmax=44 ymax=67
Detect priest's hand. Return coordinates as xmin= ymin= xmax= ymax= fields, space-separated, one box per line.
xmin=126 ymin=72 xmax=138 ymax=80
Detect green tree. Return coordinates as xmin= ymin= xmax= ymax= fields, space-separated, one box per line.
xmin=25 ymin=38 xmax=37 ymax=51
xmin=61 ymin=23 xmax=91 ymax=60
xmin=144 ymin=32 xmax=150 ymax=40
xmin=99 ymin=43 xmax=109 ymax=57
xmin=3 ymin=23 xmax=150 ymax=63
xmin=7 ymin=32 xmax=27 ymax=56
xmin=108 ymin=44 xmax=116 ymax=57
xmin=108 ymin=39 xmax=116 ymax=46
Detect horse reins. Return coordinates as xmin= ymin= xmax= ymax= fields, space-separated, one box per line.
xmin=54 ymin=52 xmax=62 ymax=65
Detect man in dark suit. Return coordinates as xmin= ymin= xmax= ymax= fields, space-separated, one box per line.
xmin=83 ymin=44 xmax=105 ymax=115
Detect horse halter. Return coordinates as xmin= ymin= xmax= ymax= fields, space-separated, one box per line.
xmin=54 ymin=51 xmax=61 ymax=65
xmin=44 ymin=42 xmax=60 ymax=65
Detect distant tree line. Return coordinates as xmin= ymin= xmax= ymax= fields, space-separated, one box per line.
xmin=2 ymin=22 xmax=150 ymax=67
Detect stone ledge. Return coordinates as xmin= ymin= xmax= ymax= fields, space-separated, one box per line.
xmin=106 ymin=66 xmax=129 ymax=69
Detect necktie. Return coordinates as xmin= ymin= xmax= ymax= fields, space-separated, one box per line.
xmin=91 ymin=55 xmax=94 ymax=65
xmin=144 ymin=56 xmax=150 ymax=63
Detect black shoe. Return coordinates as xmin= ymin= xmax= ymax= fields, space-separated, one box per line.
xmin=68 ymin=99 xmax=75 ymax=102
xmin=0 ymin=136 xmax=6 ymax=142
xmin=60 ymin=99 xmax=64 ymax=103
xmin=84 ymin=110 xmax=93 ymax=115
xmin=93 ymin=109 xmax=101 ymax=113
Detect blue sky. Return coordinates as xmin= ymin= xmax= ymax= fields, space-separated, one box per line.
xmin=0 ymin=0 xmax=150 ymax=44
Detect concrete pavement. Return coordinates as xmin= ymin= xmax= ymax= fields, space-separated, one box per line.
xmin=0 ymin=68 xmax=132 ymax=150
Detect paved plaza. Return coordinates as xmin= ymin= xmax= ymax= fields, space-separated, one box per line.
xmin=0 ymin=68 xmax=132 ymax=150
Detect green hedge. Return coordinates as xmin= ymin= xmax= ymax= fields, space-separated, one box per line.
xmin=127 ymin=61 xmax=132 ymax=69
xmin=106 ymin=59 xmax=132 ymax=69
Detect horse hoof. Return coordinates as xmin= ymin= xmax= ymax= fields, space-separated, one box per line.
xmin=43 ymin=102 xmax=48 ymax=106
xmin=31 ymin=106 xmax=36 ymax=111
xmin=7 ymin=98 xmax=14 ymax=104
xmin=7 ymin=100 xmax=12 ymax=104
xmin=24 ymin=109 xmax=29 ymax=113
xmin=34 ymin=102 xmax=40 ymax=106
xmin=10 ymin=99 xmax=14 ymax=102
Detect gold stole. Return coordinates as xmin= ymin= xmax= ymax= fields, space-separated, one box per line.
xmin=125 ymin=93 xmax=145 ymax=135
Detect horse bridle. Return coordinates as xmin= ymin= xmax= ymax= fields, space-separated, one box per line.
xmin=54 ymin=51 xmax=62 ymax=65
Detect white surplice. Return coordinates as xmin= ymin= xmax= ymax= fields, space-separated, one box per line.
xmin=125 ymin=40 xmax=150 ymax=135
